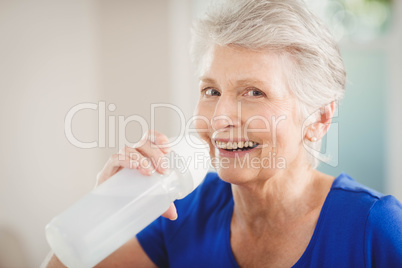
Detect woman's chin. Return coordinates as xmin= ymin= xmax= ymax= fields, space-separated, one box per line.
xmin=216 ymin=170 xmax=247 ymax=185
xmin=215 ymin=166 xmax=269 ymax=186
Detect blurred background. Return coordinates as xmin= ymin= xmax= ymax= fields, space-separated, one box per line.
xmin=0 ymin=0 xmax=401 ymax=267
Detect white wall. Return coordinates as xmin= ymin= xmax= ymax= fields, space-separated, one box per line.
xmin=94 ymin=0 xmax=173 ymax=162
xmin=0 ymin=0 xmax=178 ymax=267
xmin=0 ymin=1 xmax=99 ymax=266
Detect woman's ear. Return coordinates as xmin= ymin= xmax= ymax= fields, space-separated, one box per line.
xmin=305 ymin=101 xmax=336 ymax=142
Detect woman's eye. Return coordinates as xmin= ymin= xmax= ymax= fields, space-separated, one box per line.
xmin=204 ymin=88 xmax=221 ymax=96
xmin=245 ymin=89 xmax=264 ymax=97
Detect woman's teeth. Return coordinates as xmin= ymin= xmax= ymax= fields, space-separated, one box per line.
xmin=215 ymin=140 xmax=259 ymax=151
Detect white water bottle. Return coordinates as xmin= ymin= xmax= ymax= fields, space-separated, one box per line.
xmin=45 ymin=136 xmax=210 ymax=268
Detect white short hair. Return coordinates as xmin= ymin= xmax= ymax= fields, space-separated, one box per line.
xmin=190 ymin=0 xmax=346 ymax=168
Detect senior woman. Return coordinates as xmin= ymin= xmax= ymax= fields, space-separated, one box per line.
xmin=46 ymin=0 xmax=402 ymax=267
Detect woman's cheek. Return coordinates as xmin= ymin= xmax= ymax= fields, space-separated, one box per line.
xmin=194 ymin=102 xmax=212 ymax=137
xmin=242 ymin=105 xmax=276 ymax=136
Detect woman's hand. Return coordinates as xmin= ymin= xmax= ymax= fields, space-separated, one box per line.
xmin=95 ymin=130 xmax=178 ymax=220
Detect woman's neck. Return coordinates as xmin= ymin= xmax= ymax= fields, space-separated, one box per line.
xmin=231 ymin=165 xmax=334 ymax=235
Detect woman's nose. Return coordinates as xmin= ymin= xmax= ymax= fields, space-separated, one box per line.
xmin=211 ymin=97 xmax=241 ymax=131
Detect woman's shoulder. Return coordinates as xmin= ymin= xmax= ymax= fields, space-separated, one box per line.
xmin=327 ymin=173 xmax=402 ymax=245
xmin=327 ymin=173 xmax=402 ymax=218
xmin=327 ymin=173 xmax=394 ymax=208
xmin=299 ymin=173 xmax=402 ymax=267
xmin=330 ymin=172 xmax=384 ymax=199
xmin=361 ymin=189 xmax=402 ymax=265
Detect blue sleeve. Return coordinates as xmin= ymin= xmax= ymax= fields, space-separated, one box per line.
xmin=364 ymin=195 xmax=402 ymax=267
xmin=136 ymin=217 xmax=169 ymax=268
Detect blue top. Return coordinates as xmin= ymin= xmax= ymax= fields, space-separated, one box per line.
xmin=137 ymin=172 xmax=402 ymax=267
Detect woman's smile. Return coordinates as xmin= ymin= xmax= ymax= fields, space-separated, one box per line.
xmin=213 ymin=138 xmax=260 ymax=158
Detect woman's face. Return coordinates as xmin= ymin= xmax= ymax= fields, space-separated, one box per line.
xmin=195 ymin=45 xmax=306 ymax=184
